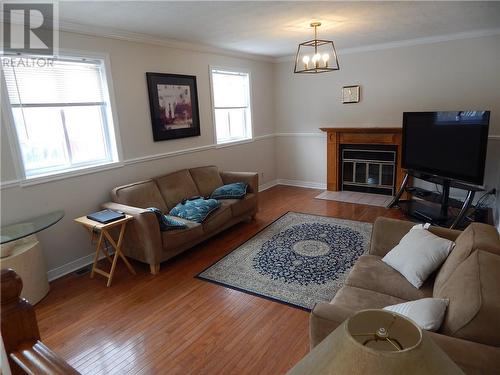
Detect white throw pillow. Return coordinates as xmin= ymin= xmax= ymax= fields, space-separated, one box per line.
xmin=382 ymin=223 xmax=454 ymax=288
xmin=383 ymin=298 xmax=449 ymax=331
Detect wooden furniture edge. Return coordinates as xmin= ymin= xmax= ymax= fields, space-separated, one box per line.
xmin=320 ymin=127 xmax=405 ymax=194
xmin=1 ymin=269 xmax=80 ymax=374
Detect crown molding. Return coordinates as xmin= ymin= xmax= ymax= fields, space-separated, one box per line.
xmin=0 ymin=15 xmax=275 ymax=63
xmin=275 ymin=28 xmax=500 ymax=63
xmin=57 ymin=19 xmax=276 ymax=64
xmin=7 ymin=11 xmax=499 ymax=65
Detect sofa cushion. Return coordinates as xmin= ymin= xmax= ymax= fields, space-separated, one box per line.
xmin=161 ymin=218 xmax=203 ymax=251
xmin=383 ymin=298 xmax=449 ymax=331
xmin=433 ymin=222 xmax=500 ymax=295
xmin=345 ymin=254 xmax=434 ymax=301
xmin=189 ymin=166 xmax=224 ymax=197
xmin=154 ymin=170 xmax=200 ymax=209
xmin=221 ymin=193 xmax=257 ymax=218
xmin=437 ymin=250 xmax=500 ymax=346
xmin=202 ymin=202 xmax=232 ymax=233
xmin=330 ymin=285 xmax=407 ymax=313
xmin=112 ymin=180 xmax=168 ymax=213
xmin=169 ymin=198 xmax=221 ymax=223
xmin=146 ymin=208 xmax=187 ymax=231
xmin=210 ymin=182 xmax=248 ymax=199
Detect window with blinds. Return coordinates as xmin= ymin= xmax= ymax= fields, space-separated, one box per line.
xmin=210 ymin=68 xmax=252 ymax=144
xmin=2 ymin=56 xmax=119 ymax=178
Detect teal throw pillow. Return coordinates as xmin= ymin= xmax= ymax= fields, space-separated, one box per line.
xmin=147 ymin=207 xmax=187 ymax=231
xmin=169 ymin=198 xmax=221 ymax=223
xmin=210 ymin=182 xmax=248 ymax=199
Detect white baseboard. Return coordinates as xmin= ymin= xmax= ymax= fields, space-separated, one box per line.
xmin=258 ymin=180 xmax=279 ymax=192
xmin=259 ymin=179 xmax=326 ymax=191
xmin=47 ymin=252 xmax=109 ymax=282
xmin=276 ymin=179 xmax=327 ymax=190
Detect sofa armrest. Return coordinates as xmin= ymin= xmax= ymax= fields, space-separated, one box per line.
xmin=369 ymin=217 xmax=462 ymax=257
xmin=310 ymin=303 xmax=353 ymax=349
xmin=428 ymin=332 xmax=500 ymax=373
xmin=101 ymin=202 xmax=162 ymax=265
xmin=220 ymin=171 xmax=259 ymax=194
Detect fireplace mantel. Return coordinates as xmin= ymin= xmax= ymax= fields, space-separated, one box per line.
xmin=320 ymin=127 xmax=404 ymax=192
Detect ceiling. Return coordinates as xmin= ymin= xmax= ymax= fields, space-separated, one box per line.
xmin=58 ymin=1 xmax=500 ymax=58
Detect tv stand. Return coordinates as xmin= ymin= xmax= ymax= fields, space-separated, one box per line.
xmin=388 ymin=170 xmax=484 ymax=229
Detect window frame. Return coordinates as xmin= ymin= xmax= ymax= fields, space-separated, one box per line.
xmin=209 ymin=65 xmax=254 ymax=147
xmin=1 ymin=50 xmax=123 ymax=185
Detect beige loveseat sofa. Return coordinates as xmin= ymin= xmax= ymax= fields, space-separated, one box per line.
xmin=103 ymin=166 xmax=258 ymax=274
xmin=311 ymin=217 xmax=500 ymax=374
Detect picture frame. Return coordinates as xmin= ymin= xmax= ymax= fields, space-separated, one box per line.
xmin=146 ymin=72 xmax=201 ymax=141
xmin=342 ymin=85 xmax=360 ymax=104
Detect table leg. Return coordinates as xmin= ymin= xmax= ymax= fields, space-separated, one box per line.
xmin=102 ymin=224 xmax=135 ymax=275
xmin=106 ymin=229 xmax=120 ymax=287
xmin=90 ymin=232 xmax=104 ymax=279
xmin=102 ymin=246 xmax=113 ymax=263
xmin=102 ymin=223 xmax=136 ymax=287
xmin=115 ymin=223 xmax=136 ymax=275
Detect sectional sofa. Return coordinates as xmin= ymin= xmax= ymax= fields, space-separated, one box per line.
xmin=310 ymin=217 xmax=500 ymax=373
xmin=103 ymin=166 xmax=258 ymax=274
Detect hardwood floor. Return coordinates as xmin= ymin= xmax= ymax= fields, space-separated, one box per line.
xmin=35 ymin=185 xmax=405 ymax=375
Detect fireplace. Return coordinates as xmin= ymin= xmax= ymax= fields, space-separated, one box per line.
xmin=340 ymin=144 xmax=397 ymax=196
xmin=320 ymin=127 xmax=405 ymax=196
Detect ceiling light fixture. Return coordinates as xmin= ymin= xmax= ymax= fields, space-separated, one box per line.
xmin=294 ymin=22 xmax=339 ymax=74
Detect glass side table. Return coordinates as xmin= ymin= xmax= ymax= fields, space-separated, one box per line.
xmin=0 ymin=210 xmax=64 ymax=304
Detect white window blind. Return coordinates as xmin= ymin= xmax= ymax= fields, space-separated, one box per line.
xmin=2 ymin=56 xmax=119 ymax=178
xmin=211 ymin=68 xmax=252 ymax=144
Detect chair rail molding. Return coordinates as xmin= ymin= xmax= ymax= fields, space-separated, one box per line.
xmin=1 ymin=133 xmax=498 ymax=190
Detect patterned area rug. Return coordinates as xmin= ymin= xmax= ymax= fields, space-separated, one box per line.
xmin=197 ymin=212 xmax=372 ymax=310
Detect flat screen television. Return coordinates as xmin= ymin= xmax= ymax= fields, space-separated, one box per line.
xmin=402 ymin=111 xmax=490 ymax=186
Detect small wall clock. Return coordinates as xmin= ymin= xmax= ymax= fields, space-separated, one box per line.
xmin=342 ymin=85 xmax=360 ymax=104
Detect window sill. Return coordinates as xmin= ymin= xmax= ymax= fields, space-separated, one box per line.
xmin=215 ymin=138 xmax=253 ymax=149
xmin=19 ymin=161 xmax=124 ymax=188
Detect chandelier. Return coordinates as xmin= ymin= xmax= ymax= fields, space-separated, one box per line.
xmin=294 ymin=22 xmax=340 ymax=74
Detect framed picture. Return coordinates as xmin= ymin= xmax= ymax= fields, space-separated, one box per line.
xmin=146 ymin=72 xmax=201 ymax=141
xmin=342 ymin=85 xmax=360 ymax=104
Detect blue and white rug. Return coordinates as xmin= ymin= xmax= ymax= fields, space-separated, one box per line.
xmin=197 ymin=212 xmax=372 ymax=310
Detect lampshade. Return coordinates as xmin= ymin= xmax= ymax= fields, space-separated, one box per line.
xmin=294 ymin=22 xmax=339 ymax=74
xmin=287 ymin=309 xmax=464 ymax=374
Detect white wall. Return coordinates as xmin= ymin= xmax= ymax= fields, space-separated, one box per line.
xmin=2 ymin=31 xmax=500 ymax=278
xmin=0 ymin=30 xmax=277 ymax=276
xmin=275 ymin=34 xmax=500 ymax=190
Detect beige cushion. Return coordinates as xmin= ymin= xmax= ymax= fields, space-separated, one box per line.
xmin=382 ymin=224 xmax=454 ymax=288
xmin=161 ymin=218 xmax=203 ymax=251
xmin=383 ymin=298 xmax=449 ymax=331
xmin=330 ymin=285 xmax=407 ymax=313
xmin=434 ymin=223 xmax=500 ymax=295
xmin=221 ymin=193 xmax=258 ymax=217
xmin=154 ymin=169 xmax=200 ymax=209
xmin=202 ymin=203 xmax=232 ymax=233
xmin=111 ymin=180 xmax=168 ymax=213
xmin=189 ymin=166 xmax=224 ymax=197
xmin=345 ymin=255 xmax=433 ymax=301
xmin=437 ymin=250 xmax=500 ymax=346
